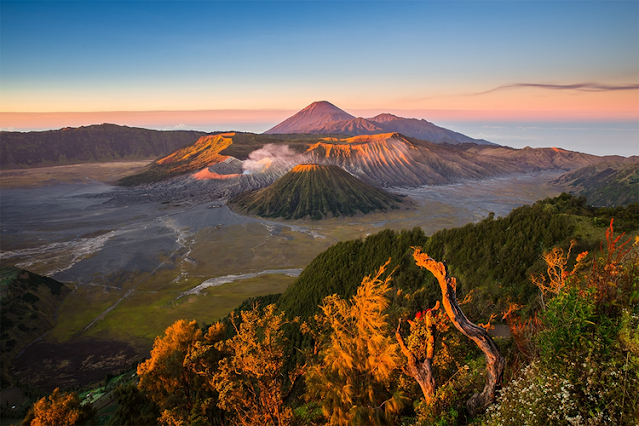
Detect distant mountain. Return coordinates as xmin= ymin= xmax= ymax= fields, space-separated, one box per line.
xmin=0 ymin=265 xmax=70 ymax=386
xmin=0 ymin=124 xmax=208 ymax=169
xmin=229 ymin=164 xmax=404 ymax=219
xmin=265 ymin=101 xmax=355 ymax=134
xmin=367 ymin=113 xmax=492 ymax=145
xmin=264 ymin=101 xmax=495 ymax=145
xmin=460 ymin=145 xmax=624 ymax=172
xmin=311 ymin=116 xmax=386 ymax=135
xmin=550 ymin=160 xmax=639 ymax=206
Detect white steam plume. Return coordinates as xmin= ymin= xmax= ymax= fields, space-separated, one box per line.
xmin=242 ymin=144 xmax=299 ymax=173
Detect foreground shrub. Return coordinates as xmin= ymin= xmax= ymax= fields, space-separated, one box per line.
xmin=21 ymin=388 xmax=95 ymax=426
xmin=305 ymin=262 xmax=406 ymax=425
xmin=483 ymin=220 xmax=639 ymax=425
xmin=212 ymin=304 xmax=302 ymax=426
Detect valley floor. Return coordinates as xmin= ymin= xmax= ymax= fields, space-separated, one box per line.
xmin=0 ymin=163 xmax=566 ymax=390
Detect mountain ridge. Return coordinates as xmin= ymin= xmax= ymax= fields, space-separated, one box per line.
xmin=0 ymin=124 xmax=209 ymax=169
xmin=265 ymin=101 xmax=495 ymax=145
xmin=550 ymin=161 xmax=639 ymax=206
xmin=0 ymin=265 xmax=70 ymax=387
xmin=117 ymin=132 xmax=626 ymax=200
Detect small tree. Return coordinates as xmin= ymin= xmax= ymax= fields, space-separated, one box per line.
xmin=137 ymin=319 xmax=211 ymax=425
xmin=413 ymin=248 xmax=505 ymax=416
xmin=21 ymin=388 xmax=95 ymax=426
xmin=211 ymin=304 xmax=302 ymax=426
xmin=395 ymin=300 xmax=457 ymax=403
xmin=109 ymin=383 xmax=160 ymax=426
xmin=305 ymin=262 xmax=405 ymax=426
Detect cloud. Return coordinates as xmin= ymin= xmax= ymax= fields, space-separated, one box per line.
xmin=474 ymin=82 xmax=639 ymax=96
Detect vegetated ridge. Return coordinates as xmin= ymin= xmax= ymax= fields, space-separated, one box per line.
xmin=277 ymin=193 xmax=639 ymax=323
xmin=0 ymin=265 xmax=70 ymax=387
xmin=229 ymin=164 xmax=404 ymax=220
xmin=265 ymin=100 xmax=496 ymax=145
xmin=0 ymin=124 xmax=208 ymax=169
xmin=550 ymin=160 xmax=639 ymax=206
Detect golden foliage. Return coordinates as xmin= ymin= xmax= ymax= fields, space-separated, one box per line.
xmin=589 ymin=218 xmax=638 ymax=308
xmin=137 ymin=319 xmax=206 ymax=425
xmin=212 ymin=304 xmax=300 ymax=426
xmin=306 ymin=261 xmax=405 ymax=426
xmin=530 ymin=240 xmax=580 ymax=299
xmin=22 ymin=388 xmax=93 ymax=426
xmin=531 ymin=219 xmax=637 ymax=310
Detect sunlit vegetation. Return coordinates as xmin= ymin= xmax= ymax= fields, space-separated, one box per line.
xmin=210 ymin=305 xmax=301 ymax=426
xmin=482 ymin=220 xmax=639 ymax=425
xmin=136 ymin=319 xmax=210 ymax=423
xmin=21 ymin=388 xmax=95 ymax=426
xmin=15 ymin=194 xmax=639 ymax=425
xmin=305 ymin=262 xmax=405 ymax=425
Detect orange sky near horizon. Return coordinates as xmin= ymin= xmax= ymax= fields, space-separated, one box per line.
xmin=1 ymin=1 xmax=636 ymax=156
xmin=1 ymin=86 xmax=637 ymax=133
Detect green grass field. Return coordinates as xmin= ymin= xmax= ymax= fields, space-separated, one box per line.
xmin=82 ymin=273 xmax=296 ymax=344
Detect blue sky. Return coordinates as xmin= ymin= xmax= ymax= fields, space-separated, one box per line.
xmin=0 ymin=1 xmax=637 ymax=155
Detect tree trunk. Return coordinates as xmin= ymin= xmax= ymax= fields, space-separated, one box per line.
xmin=395 ymin=316 xmax=437 ymax=403
xmin=413 ymin=248 xmax=506 ymax=416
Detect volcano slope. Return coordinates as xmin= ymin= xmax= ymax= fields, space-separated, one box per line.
xmin=113 ymin=131 xmax=624 ymax=207
xmin=120 ymin=132 xmax=612 ymax=187
xmin=229 ymin=164 xmax=404 ymax=220
xmin=550 ymin=161 xmax=639 ymax=206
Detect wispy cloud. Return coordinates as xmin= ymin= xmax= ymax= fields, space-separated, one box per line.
xmin=474 ymin=82 xmax=639 ymax=96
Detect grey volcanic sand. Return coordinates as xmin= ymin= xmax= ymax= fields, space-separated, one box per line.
xmin=1 ymin=173 xmax=564 ymax=287
xmin=0 ymin=182 xmax=258 ymax=282
xmin=394 ymin=173 xmax=563 ymax=224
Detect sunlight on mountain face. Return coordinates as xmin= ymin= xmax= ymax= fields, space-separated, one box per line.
xmin=193 ymin=169 xmax=241 ymax=180
xmin=306 ymin=134 xmax=413 ymax=167
xmin=156 ymin=133 xmax=234 ymax=165
xmin=291 ymin=164 xmax=320 ymax=172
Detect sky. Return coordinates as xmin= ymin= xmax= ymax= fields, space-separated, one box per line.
xmin=0 ymin=0 xmax=637 ymax=156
